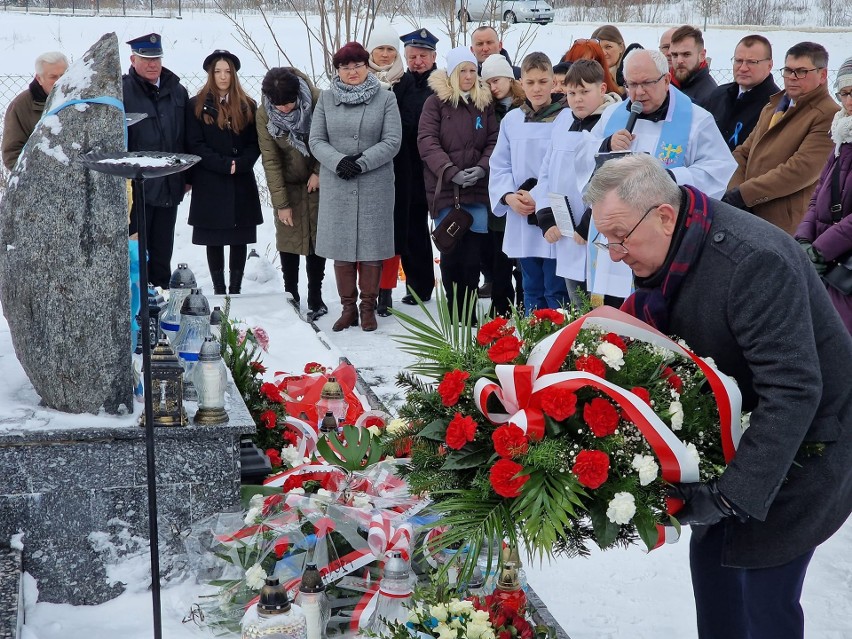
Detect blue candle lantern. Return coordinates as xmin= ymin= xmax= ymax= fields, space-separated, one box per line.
xmin=172 ymin=288 xmax=210 ymax=401
xmin=159 ymin=263 xmax=197 ymax=344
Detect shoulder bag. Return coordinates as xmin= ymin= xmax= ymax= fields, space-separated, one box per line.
xmin=430 ymin=163 xmax=473 ymax=254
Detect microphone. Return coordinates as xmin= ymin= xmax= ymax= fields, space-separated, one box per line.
xmin=625 ymin=101 xmax=644 ymax=133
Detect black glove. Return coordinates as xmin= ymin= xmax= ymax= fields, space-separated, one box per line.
xmin=517 ymin=177 xmax=538 ymax=192
xmin=335 ymin=154 xmax=362 ymax=180
xmin=575 ymin=207 xmax=592 ymax=241
xmin=535 ymin=207 xmax=555 ymax=231
xmin=805 ymin=244 xmax=829 ymax=275
xmin=721 ymin=188 xmax=750 ymax=212
xmin=669 ymin=479 xmax=746 ymax=527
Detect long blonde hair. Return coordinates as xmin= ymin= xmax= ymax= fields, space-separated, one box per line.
xmin=448 ymin=62 xmax=491 ymax=109
xmin=194 ymin=56 xmax=255 ymax=133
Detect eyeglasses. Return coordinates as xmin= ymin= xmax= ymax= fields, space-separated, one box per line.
xmin=592 ymin=204 xmax=661 ymax=255
xmin=338 ymin=62 xmax=367 ymax=72
xmin=731 ymin=57 xmax=771 ymax=67
xmin=780 ymin=66 xmax=823 ymax=79
xmin=623 ymin=73 xmax=665 ymax=91
xmin=837 ymin=90 xmax=852 ymax=100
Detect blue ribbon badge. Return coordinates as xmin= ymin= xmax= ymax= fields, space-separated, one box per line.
xmin=475 ymin=116 xmax=483 ymax=130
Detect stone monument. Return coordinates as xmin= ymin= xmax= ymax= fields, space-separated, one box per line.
xmin=0 ymin=32 xmax=132 ymax=414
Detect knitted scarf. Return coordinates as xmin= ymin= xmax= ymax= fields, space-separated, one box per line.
xmin=263 ymin=78 xmax=314 ymax=157
xmin=331 ymin=73 xmax=380 ymax=105
xmin=830 ymin=108 xmax=852 ymax=156
xmin=368 ymin=56 xmax=405 ymax=88
xmin=620 ymin=185 xmax=714 ymax=332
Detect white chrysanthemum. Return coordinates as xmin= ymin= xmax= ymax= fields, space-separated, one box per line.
xmin=430 ymin=604 xmax=448 ymax=622
xmin=387 ymin=418 xmax=408 ymax=435
xmin=606 ymin=492 xmax=637 ymax=524
xmin=669 ymin=400 xmax=684 ymax=431
xmin=596 ymin=342 xmax=625 ymax=370
xmin=244 ymin=563 xmax=267 ymax=590
xmin=685 ymin=442 xmax=701 ymax=466
xmin=741 ymin=412 xmax=751 ymax=431
xmin=280 ymin=445 xmax=304 ymax=468
xmin=243 ymin=506 xmax=261 ymax=526
xmin=631 ymin=454 xmax=659 ymax=486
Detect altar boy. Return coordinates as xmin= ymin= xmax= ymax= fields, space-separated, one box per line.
xmin=488 ymin=52 xmax=569 ymax=313
xmin=530 ymin=60 xmax=622 ymax=307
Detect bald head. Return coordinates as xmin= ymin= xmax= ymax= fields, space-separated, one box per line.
xmin=659 ymin=27 xmax=676 ymax=65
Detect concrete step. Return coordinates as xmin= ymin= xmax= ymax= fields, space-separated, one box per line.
xmin=0 ymin=543 xmax=23 ymax=639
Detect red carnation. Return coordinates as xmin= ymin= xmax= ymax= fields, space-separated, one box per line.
xmin=603 ymin=332 xmax=628 ymax=353
xmin=661 ymin=367 xmax=684 ymax=393
xmin=260 ymin=382 xmax=284 ymax=403
xmin=488 ymin=335 xmax=523 ymax=363
xmin=571 ymin=449 xmax=610 ymax=488
xmin=282 ymin=474 xmax=305 ymax=492
xmin=631 ymin=387 xmax=652 ymax=405
xmin=477 ymin=317 xmax=510 ymax=345
xmin=250 ymin=361 xmax=267 ymax=374
xmin=273 ymin=537 xmax=290 ymax=558
xmin=492 ymin=425 xmax=529 ymax=458
xmin=575 ymin=354 xmax=606 ymax=378
xmin=489 ymin=458 xmax=529 ymax=498
xmin=583 ymin=397 xmax=620 ymax=437
xmin=531 ymin=308 xmax=565 ymax=325
xmin=538 ymin=386 xmax=578 ymax=421
xmin=437 ymin=369 xmax=470 ymax=407
xmin=304 ymin=361 xmax=325 ymax=374
xmin=266 ymin=447 xmax=282 ymax=468
xmin=445 ymin=412 xmax=478 ymax=450
xmin=260 ymin=409 xmax=277 ymax=430
xmin=283 ymin=429 xmax=299 ymax=445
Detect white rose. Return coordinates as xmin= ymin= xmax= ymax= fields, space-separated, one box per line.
xmin=481 ymin=629 xmax=496 ymax=639
xmin=280 ymin=445 xmax=304 ymax=468
xmin=448 ymin=599 xmax=473 ymax=615
xmin=470 ymin=609 xmax=490 ymax=625
xmin=249 ymin=493 xmax=264 ymax=509
xmin=468 ymin=622 xmax=492 ymax=639
xmin=685 ymin=442 xmax=700 ymax=466
xmin=436 ymin=624 xmax=455 ymax=639
xmin=669 ymin=400 xmax=684 ymax=431
xmin=244 ymin=563 xmax=267 ymax=590
xmin=606 ymin=492 xmax=637 ymax=525
xmin=244 ymin=506 xmax=261 ymax=526
xmin=449 ymin=617 xmax=464 ymax=629
xmin=631 ymin=454 xmax=659 ymax=486
xmin=367 ymin=425 xmax=382 ymax=438
xmin=596 ymin=342 xmax=625 ymax=371
xmin=430 ymin=604 xmax=448 ymax=622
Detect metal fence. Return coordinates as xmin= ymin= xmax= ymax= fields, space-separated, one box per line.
xmin=1 ymin=0 xmax=185 ymax=17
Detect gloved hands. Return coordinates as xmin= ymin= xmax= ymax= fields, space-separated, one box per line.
xmin=335 ymin=153 xmax=363 ymax=180
xmin=804 ymin=243 xmax=829 ymax=275
xmin=721 ymin=187 xmax=750 ymax=212
xmin=460 ymin=166 xmax=486 ymax=188
xmin=451 ymin=170 xmax=468 ymax=187
xmin=669 ymin=479 xmax=746 ymax=527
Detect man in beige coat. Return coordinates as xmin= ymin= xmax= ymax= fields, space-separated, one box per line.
xmin=723 ymin=42 xmax=839 ymax=235
xmin=2 ymin=51 xmax=68 ymax=171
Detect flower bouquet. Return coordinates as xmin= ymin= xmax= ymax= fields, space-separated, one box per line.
xmin=382 ymin=587 xmax=496 ymax=639
xmin=389 ymin=297 xmax=745 ymax=575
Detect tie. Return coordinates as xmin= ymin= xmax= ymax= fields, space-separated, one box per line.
xmin=769 ymin=96 xmax=792 ymax=129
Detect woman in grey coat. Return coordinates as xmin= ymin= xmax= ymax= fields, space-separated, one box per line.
xmin=309 ymin=42 xmax=402 ymax=332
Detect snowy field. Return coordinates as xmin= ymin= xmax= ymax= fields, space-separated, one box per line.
xmin=1 ymin=11 xmax=851 ymax=639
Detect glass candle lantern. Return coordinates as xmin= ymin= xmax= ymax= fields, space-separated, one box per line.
xmin=294 ymin=563 xmax=330 ymax=639
xmin=172 ymin=288 xmax=210 ymax=402
xmin=146 ymin=338 xmax=187 ymax=427
xmin=159 ymin=263 xmax=197 ymax=344
xmin=242 ymin=576 xmax=307 ymax=639
xmin=365 ymin=551 xmax=413 ymax=635
xmin=316 ymin=376 xmax=348 ymax=423
xmin=192 ymin=336 xmax=229 ymax=425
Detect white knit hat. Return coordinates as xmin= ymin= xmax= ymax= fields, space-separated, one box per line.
xmin=366 ymin=24 xmax=400 ymax=53
xmin=445 ymin=45 xmax=478 ymax=75
xmin=480 ymin=54 xmax=514 ymax=81
xmin=836 ymin=55 xmax=852 ymax=92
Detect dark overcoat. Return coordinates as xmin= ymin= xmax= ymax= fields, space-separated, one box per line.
xmin=677 ymin=64 xmax=717 ymax=111
xmin=708 ymin=74 xmax=780 ymax=151
xmin=666 ymin=199 xmax=852 ymax=568
xmin=122 ymin=67 xmax=189 ymax=207
xmin=185 ymin=94 xmax=262 ymax=246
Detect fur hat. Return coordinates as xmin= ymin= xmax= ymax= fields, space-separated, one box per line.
xmin=446 ymin=46 xmax=477 ymax=76
xmin=836 ymin=55 xmax=852 ymax=92
xmin=367 ymin=24 xmax=400 ymax=53
xmin=480 ymin=54 xmax=514 ymax=81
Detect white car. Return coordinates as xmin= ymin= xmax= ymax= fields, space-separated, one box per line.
xmin=457 ymin=0 xmax=555 ymax=24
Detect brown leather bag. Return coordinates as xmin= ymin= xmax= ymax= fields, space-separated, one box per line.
xmin=430 ymin=163 xmax=473 ymax=254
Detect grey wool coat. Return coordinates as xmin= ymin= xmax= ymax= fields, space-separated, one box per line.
xmin=663 ymin=198 xmax=852 ymax=569
xmin=308 ymin=84 xmax=402 ymax=262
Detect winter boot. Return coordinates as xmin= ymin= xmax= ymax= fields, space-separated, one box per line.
xmin=280 ymin=252 xmax=301 ymax=309
xmin=229 ymin=270 xmax=244 ymax=295
xmin=210 ymin=270 xmax=226 ymax=295
xmin=306 ymin=254 xmax=328 ymax=321
xmin=377 ymin=288 xmax=393 ymax=317
xmin=332 ymin=262 xmax=359 ymax=331
xmin=358 ymin=263 xmax=382 ymax=332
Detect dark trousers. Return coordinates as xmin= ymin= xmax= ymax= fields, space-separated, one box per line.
xmin=134 ymin=204 xmax=178 ymax=289
xmin=207 ymin=244 xmax=248 ymax=273
xmin=690 ymin=523 xmax=814 ymax=639
xmin=479 ymin=227 xmax=495 ymax=284
xmin=401 ymin=204 xmax=436 ymax=300
xmin=490 ymin=229 xmax=516 ymax=316
xmin=439 ymin=231 xmax=484 ymax=322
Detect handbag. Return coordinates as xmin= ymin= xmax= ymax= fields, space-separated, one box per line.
xmin=430 ymin=163 xmax=473 ymax=254
xmin=820 ymin=157 xmax=852 ymax=295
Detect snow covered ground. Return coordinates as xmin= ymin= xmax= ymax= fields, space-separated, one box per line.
xmin=1 ymin=11 xmax=851 ymax=639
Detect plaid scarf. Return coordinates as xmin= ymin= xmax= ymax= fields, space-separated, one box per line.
xmin=620 ymin=186 xmax=714 ymax=332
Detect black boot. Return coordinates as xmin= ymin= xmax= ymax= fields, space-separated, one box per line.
xmin=377 ymin=288 xmax=393 ymax=317
xmin=306 ymin=253 xmax=327 ymax=321
xmin=229 ymin=270 xmax=243 ymax=295
xmin=280 ymin=252 xmax=301 ymax=309
xmin=210 ymin=270 xmax=226 ymax=295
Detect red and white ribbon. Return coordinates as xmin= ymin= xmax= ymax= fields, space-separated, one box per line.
xmin=284 ymin=416 xmax=319 ymax=458
xmin=367 ymin=514 xmax=413 ymax=560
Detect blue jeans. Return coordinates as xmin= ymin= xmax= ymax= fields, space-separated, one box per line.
xmin=519 ymin=257 xmax=569 ymax=314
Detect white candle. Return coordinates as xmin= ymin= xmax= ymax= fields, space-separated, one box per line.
xmin=301 ymin=596 xmax=321 ymax=639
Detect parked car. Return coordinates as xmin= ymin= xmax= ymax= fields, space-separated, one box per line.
xmin=457 ymin=0 xmax=554 ymax=24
